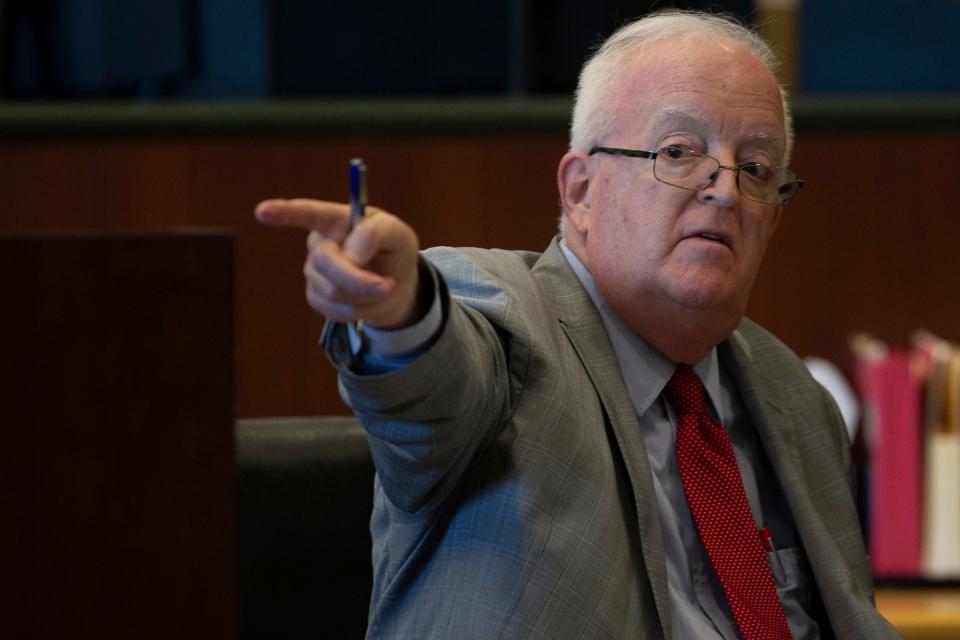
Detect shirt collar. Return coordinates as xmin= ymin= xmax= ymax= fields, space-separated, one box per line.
xmin=558 ymin=239 xmax=725 ymax=421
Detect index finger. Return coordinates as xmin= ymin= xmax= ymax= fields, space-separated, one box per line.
xmin=255 ymin=198 xmax=351 ymax=239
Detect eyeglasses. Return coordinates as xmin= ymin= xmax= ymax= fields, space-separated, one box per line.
xmin=589 ymin=145 xmax=804 ymax=205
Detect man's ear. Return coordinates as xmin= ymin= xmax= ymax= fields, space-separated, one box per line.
xmin=557 ymin=151 xmax=593 ymax=234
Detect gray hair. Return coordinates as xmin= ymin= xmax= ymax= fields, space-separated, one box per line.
xmin=569 ymin=9 xmax=794 ymax=164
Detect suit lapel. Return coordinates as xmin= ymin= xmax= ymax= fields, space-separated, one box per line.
xmin=721 ymin=329 xmax=872 ymax=635
xmin=721 ymin=332 xmax=827 ymax=564
xmin=536 ymin=240 xmax=671 ymax=639
xmin=720 ymin=331 xmax=800 ymax=480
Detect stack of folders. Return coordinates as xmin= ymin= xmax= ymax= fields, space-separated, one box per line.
xmin=851 ymin=331 xmax=960 ymax=580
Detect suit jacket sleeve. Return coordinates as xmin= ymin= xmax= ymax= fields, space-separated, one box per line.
xmin=325 ymin=247 xmax=532 ymax=514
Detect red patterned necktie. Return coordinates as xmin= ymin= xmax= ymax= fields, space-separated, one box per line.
xmin=665 ymin=365 xmax=793 ymax=640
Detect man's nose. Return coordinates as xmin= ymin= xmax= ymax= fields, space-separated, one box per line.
xmin=699 ymin=165 xmax=740 ymax=206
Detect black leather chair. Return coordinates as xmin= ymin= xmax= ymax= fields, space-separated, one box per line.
xmin=236 ymin=416 xmax=374 ymax=639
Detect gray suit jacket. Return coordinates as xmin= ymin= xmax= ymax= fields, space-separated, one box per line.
xmin=330 ymin=238 xmax=899 ymax=639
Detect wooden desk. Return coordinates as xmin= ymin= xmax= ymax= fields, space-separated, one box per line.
xmin=876 ymin=588 xmax=960 ymax=640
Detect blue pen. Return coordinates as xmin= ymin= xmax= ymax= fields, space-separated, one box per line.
xmin=349 ymin=158 xmax=367 ymax=230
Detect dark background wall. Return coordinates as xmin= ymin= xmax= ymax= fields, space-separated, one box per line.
xmin=9 ymin=0 xmax=958 ymax=100
xmin=2 ymin=1 xmax=760 ymax=98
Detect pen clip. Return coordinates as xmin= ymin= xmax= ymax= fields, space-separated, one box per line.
xmin=759 ymin=527 xmax=775 ymax=552
xmin=759 ymin=527 xmax=786 ymax=581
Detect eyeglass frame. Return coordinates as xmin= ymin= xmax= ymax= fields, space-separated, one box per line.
xmin=588 ymin=145 xmax=804 ymax=206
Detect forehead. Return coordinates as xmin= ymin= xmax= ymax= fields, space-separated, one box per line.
xmin=609 ymin=36 xmax=786 ymax=152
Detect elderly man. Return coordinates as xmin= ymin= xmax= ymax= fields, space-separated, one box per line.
xmin=256 ymin=9 xmax=898 ymax=640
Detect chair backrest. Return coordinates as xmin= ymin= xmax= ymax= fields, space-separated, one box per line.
xmin=236 ymin=416 xmax=374 ymax=639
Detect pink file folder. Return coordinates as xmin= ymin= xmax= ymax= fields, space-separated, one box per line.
xmin=856 ymin=350 xmax=922 ymax=577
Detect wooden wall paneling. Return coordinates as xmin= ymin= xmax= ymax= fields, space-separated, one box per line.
xmin=1 ymin=130 xmax=956 ymax=416
xmin=0 ymin=135 xmax=566 ymax=416
xmin=750 ymin=131 xmax=960 ymax=379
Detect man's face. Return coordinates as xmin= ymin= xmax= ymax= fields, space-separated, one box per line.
xmin=576 ymin=36 xmax=787 ymax=329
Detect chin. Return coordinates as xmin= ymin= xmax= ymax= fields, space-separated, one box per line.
xmin=669 ymin=266 xmax=753 ymax=309
xmin=670 ymin=280 xmax=733 ymax=310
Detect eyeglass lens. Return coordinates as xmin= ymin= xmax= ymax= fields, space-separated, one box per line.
xmin=653 ymin=148 xmax=793 ymax=205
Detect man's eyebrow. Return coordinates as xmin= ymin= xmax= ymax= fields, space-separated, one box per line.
xmin=650 ymin=109 xmax=709 ymax=133
xmin=650 ymin=109 xmax=784 ymax=157
xmin=741 ymin=132 xmax=785 ymax=159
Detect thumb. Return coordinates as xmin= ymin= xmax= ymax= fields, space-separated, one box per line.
xmin=342 ymin=209 xmax=418 ymax=273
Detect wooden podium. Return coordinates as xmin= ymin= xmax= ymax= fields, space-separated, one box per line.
xmin=1 ymin=231 xmax=236 ymax=639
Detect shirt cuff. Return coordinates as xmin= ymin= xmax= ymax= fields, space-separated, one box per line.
xmin=347 ymin=260 xmax=443 ymax=360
